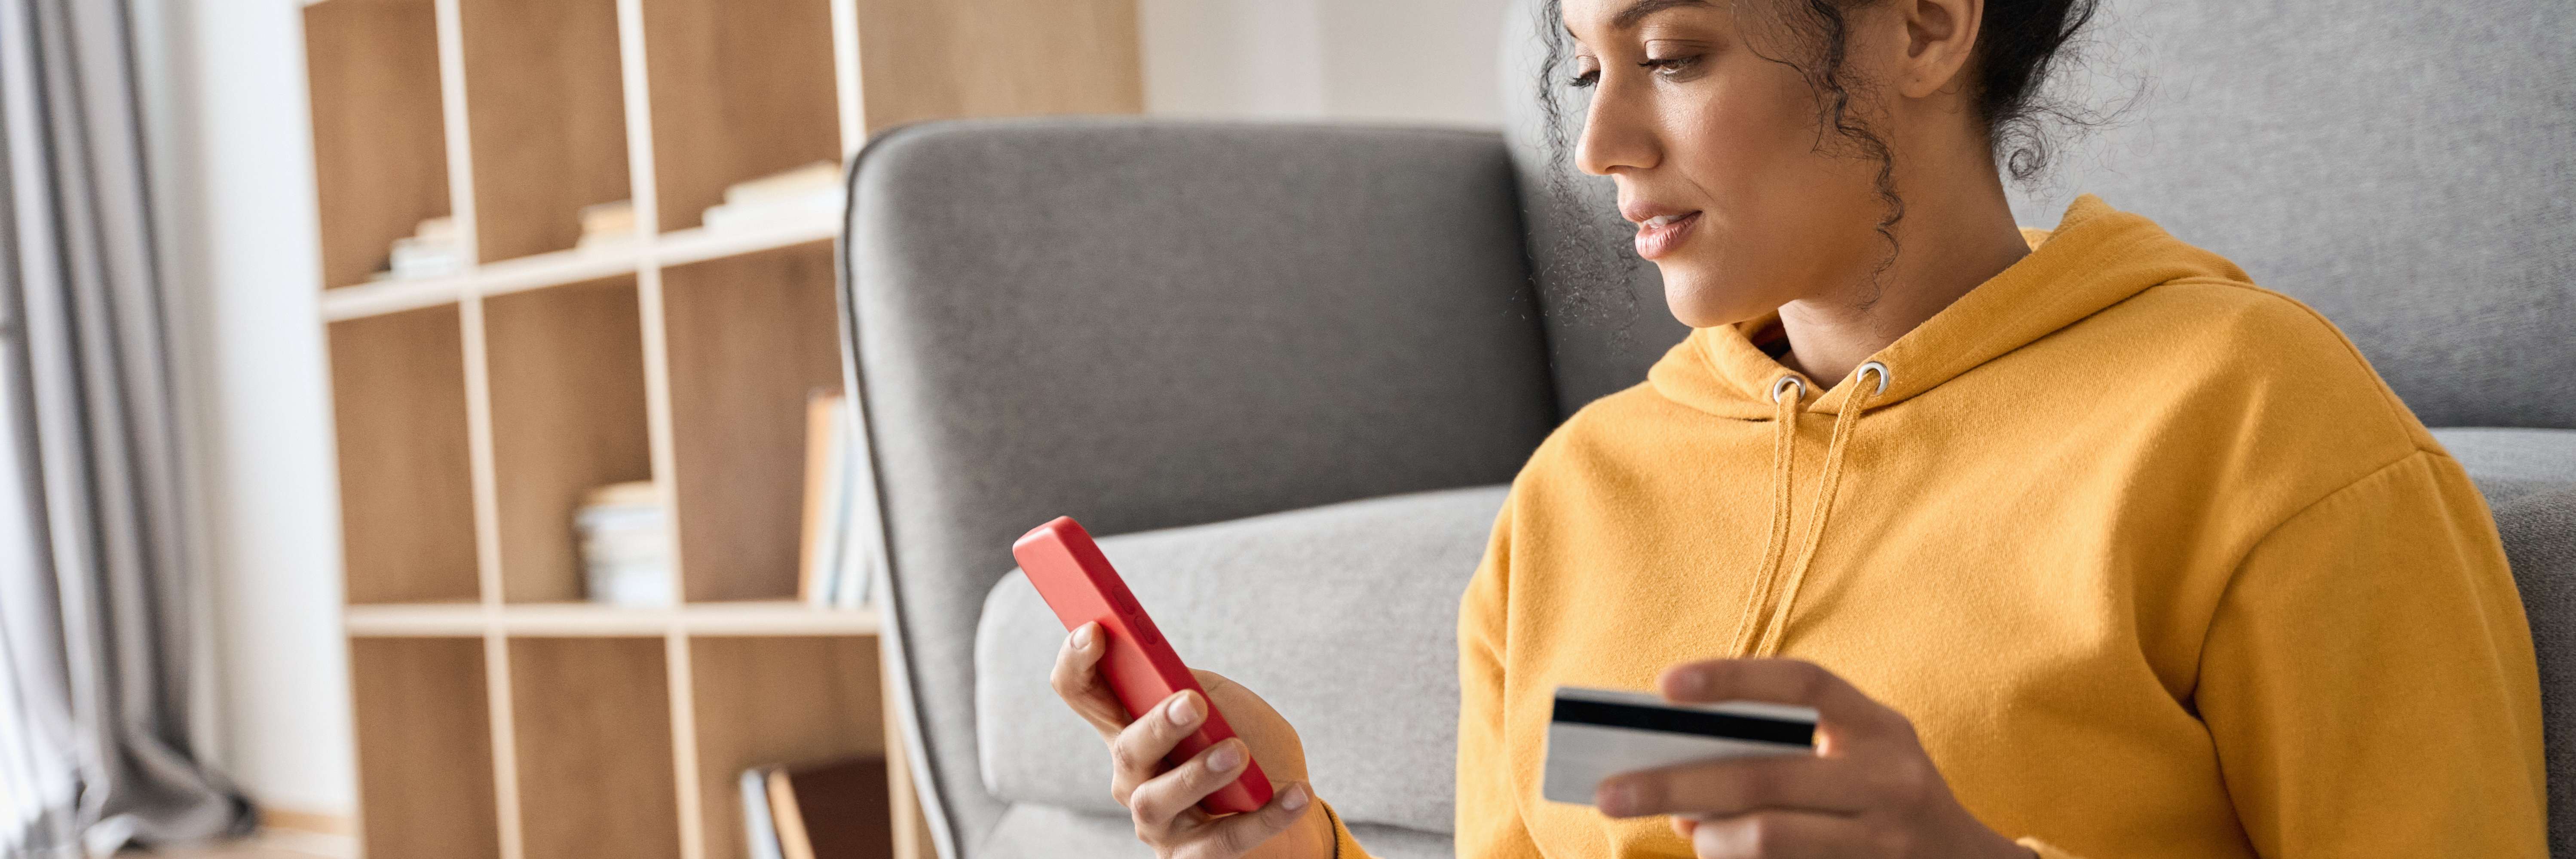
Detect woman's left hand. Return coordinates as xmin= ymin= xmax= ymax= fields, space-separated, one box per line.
xmin=1594 ymin=659 xmax=2035 ymax=859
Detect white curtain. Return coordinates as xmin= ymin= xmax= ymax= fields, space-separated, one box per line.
xmin=0 ymin=0 xmax=250 ymax=853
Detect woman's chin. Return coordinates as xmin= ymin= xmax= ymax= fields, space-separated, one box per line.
xmin=1659 ymin=272 xmax=1780 ymax=330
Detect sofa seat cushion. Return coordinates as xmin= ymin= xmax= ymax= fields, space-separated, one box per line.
xmin=2429 ymin=427 xmax=2576 ymax=505
xmin=2434 ymin=427 xmax=2576 ymax=853
xmin=980 ymin=803 xmax=1453 ymax=859
xmin=2493 ymin=483 xmax=2576 ymax=854
xmin=976 ymin=484 xmax=1509 ymax=834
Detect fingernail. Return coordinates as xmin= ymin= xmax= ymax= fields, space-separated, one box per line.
xmin=1207 ymin=742 xmax=1243 ymax=772
xmin=1671 ymin=669 xmax=1708 ymax=699
xmin=1280 ymin=784 xmax=1310 ymax=811
xmin=1070 ymin=623 xmax=1095 ymax=649
xmin=1167 ymin=692 xmax=1202 ymax=726
xmin=1598 ymin=781 xmax=1640 ymax=816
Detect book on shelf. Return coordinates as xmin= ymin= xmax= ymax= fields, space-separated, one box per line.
xmin=800 ymin=390 xmax=874 ymax=610
xmin=576 ymin=480 xmax=672 ymax=606
xmin=798 ymin=391 xmax=841 ymax=605
xmin=576 ymin=199 xmax=637 ymax=250
xmin=703 ymin=160 xmax=845 ymax=233
xmin=743 ymin=757 xmax=891 ymax=859
xmin=741 ymin=767 xmax=785 ymax=859
xmin=372 ymin=216 xmax=464 ymax=280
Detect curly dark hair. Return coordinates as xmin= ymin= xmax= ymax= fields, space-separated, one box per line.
xmin=1534 ymin=0 xmax=2105 ymax=304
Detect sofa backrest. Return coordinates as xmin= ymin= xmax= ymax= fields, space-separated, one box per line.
xmin=2015 ymin=0 xmax=2574 ymax=429
xmin=842 ymin=120 xmax=1557 ymax=856
xmin=1497 ymin=0 xmax=2576 ymax=428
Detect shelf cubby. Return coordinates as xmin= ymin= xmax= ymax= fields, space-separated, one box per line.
xmin=508 ymin=637 xmax=684 ymax=859
xmin=641 ymin=0 xmax=841 ymax=234
xmin=349 ymin=637 xmax=501 ymax=859
xmin=303 ymin=0 xmax=448 ymax=290
xmin=689 ymin=636 xmax=888 ymax=859
xmin=484 ymin=276 xmax=653 ymax=603
xmin=328 ymin=304 xmax=479 ymax=604
xmin=457 ymin=0 xmax=630 ymax=264
xmin=660 ymin=241 xmax=843 ymax=602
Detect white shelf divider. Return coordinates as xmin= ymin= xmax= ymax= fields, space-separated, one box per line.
xmin=346 ymin=601 xmax=883 ymax=638
xmin=319 ymin=212 xmax=840 ymax=322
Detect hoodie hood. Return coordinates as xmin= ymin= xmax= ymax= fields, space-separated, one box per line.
xmin=1648 ymin=195 xmax=2253 ymax=419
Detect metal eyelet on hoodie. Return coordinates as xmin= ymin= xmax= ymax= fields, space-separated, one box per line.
xmin=1771 ymin=376 xmax=1807 ymax=404
xmin=1859 ymin=361 xmax=1891 ymax=396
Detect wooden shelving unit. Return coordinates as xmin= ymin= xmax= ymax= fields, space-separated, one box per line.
xmin=303 ymin=0 xmax=1142 ymax=856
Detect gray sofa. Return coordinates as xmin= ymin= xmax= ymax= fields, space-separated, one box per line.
xmin=836 ymin=1 xmax=2575 ymax=856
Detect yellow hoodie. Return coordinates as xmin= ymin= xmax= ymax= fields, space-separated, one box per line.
xmin=1325 ymin=196 xmax=2545 ymax=858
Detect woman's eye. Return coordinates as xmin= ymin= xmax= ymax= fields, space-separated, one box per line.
xmin=1640 ymin=54 xmax=1704 ymax=78
xmin=1567 ymin=58 xmax=1601 ymax=89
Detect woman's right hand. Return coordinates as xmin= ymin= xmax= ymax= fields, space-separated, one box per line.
xmin=1051 ymin=622 xmax=1337 ymax=859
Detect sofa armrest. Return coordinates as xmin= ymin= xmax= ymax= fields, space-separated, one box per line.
xmin=842 ymin=118 xmax=1555 ymax=855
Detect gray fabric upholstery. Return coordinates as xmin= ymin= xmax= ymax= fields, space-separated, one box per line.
xmin=980 ymin=804 xmax=1453 ymax=859
xmin=2496 ymin=485 xmax=2576 ymax=855
xmin=976 ymin=485 xmax=1507 ymax=834
xmin=844 ymin=120 xmax=1556 ymax=856
xmin=2433 ymin=428 xmax=2576 ymax=494
xmin=2011 ymin=0 xmax=2576 ymax=429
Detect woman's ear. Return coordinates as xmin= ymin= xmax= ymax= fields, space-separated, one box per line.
xmin=1894 ymin=0 xmax=1985 ymax=100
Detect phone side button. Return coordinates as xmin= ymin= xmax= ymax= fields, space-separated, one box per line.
xmin=1134 ymin=618 xmax=1163 ymax=646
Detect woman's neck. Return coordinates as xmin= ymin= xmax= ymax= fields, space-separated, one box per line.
xmin=1774 ymin=170 xmax=2031 ymax=387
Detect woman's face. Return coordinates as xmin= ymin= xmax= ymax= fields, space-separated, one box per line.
xmin=1564 ymin=0 xmax=1901 ymax=328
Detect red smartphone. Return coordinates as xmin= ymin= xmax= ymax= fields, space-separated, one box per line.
xmin=1013 ymin=516 xmax=1274 ymax=814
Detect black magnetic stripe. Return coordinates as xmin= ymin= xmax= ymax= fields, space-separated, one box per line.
xmin=1551 ymin=698 xmax=1815 ymax=747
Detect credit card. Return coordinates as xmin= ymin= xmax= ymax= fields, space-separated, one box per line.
xmin=1541 ymin=686 xmax=1818 ymax=805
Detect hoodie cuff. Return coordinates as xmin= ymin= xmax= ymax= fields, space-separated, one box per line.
xmin=1318 ymin=801 xmax=1370 ymax=859
xmin=2018 ymin=836 xmax=2086 ymax=859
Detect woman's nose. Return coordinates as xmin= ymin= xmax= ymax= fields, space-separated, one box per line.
xmin=1575 ymin=81 xmax=1660 ymax=176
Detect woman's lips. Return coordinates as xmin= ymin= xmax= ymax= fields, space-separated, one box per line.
xmin=1633 ymin=211 xmax=1701 ymax=260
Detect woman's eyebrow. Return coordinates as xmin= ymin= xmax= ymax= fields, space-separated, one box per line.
xmin=1611 ymin=0 xmax=1712 ymax=30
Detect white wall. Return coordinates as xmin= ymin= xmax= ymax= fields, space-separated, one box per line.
xmin=155 ymin=0 xmax=351 ymax=817
xmin=159 ymin=0 xmax=1511 ymax=818
xmin=1140 ymin=0 xmax=1508 ymax=127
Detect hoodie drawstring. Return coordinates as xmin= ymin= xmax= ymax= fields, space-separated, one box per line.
xmin=1729 ymin=362 xmax=1888 ymax=659
xmin=1722 ymin=376 xmax=1810 ymax=657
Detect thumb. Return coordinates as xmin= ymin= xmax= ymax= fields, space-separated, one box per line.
xmin=1206 ymin=782 xmax=1315 ymax=856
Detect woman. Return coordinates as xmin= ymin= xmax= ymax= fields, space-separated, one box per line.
xmin=1051 ymin=0 xmax=2548 ymax=855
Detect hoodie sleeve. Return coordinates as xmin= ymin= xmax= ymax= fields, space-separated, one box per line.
xmin=1316 ymin=802 xmax=1371 ymax=858
xmin=2193 ymin=450 xmax=2547 ymax=857
xmin=1454 ymin=489 xmax=1549 ymax=859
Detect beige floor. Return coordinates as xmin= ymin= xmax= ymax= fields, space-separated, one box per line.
xmin=127 ymin=830 xmax=355 ymax=859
